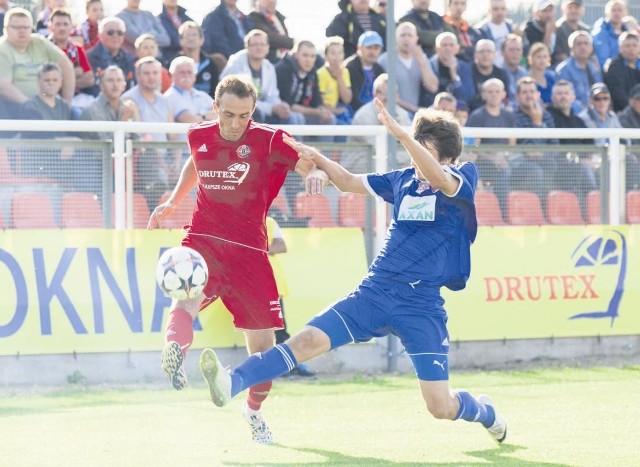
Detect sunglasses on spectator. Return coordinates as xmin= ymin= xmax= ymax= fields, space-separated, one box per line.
xmin=105 ymin=29 xmax=125 ymax=36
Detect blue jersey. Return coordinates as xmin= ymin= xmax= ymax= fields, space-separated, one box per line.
xmin=363 ymin=163 xmax=478 ymax=291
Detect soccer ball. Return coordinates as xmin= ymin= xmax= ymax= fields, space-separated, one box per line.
xmin=156 ymin=246 xmax=208 ymax=300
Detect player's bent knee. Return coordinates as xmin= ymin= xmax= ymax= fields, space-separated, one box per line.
xmin=287 ymin=326 xmax=330 ymax=362
xmin=425 ymin=401 xmax=455 ymax=420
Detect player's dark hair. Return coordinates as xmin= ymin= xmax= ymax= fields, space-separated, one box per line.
xmin=412 ymin=108 xmax=462 ymax=164
xmin=215 ymin=75 xmax=258 ymax=106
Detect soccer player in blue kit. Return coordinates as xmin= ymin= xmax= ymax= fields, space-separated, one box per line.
xmin=199 ymin=97 xmax=507 ymax=443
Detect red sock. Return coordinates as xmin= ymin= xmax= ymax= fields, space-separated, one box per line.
xmin=165 ymin=308 xmax=193 ymax=359
xmin=247 ymin=381 xmax=272 ymax=411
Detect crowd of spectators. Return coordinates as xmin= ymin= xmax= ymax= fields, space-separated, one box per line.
xmin=0 ymin=0 xmax=639 ymax=215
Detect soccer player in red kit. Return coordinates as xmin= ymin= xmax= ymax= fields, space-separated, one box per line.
xmin=147 ymin=75 xmax=328 ymax=444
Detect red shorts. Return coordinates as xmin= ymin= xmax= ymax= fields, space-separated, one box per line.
xmin=182 ymin=233 xmax=283 ymax=331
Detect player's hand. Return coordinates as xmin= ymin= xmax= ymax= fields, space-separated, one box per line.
xmin=305 ymin=168 xmax=329 ymax=195
xmin=374 ymin=97 xmax=408 ymax=140
xmin=147 ymin=201 xmax=176 ymax=229
xmin=283 ymin=134 xmax=320 ymax=161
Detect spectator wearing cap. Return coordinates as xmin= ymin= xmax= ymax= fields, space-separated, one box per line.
xmin=327 ymin=0 xmax=386 ymax=59
xmin=399 ymin=0 xmax=453 ymax=58
xmin=523 ymin=0 xmax=556 ymax=57
xmin=592 ymin=0 xmax=628 ymax=69
xmin=425 ymin=31 xmax=473 ymax=108
xmin=604 ymin=31 xmax=640 ymax=112
xmin=553 ymin=0 xmax=589 ymax=65
xmin=344 ymin=30 xmax=385 ymax=112
xmin=377 ymin=22 xmax=438 ymax=117
xmin=579 ymin=83 xmax=624 ymax=147
xmin=474 ymin=0 xmax=519 ymax=68
xmin=555 ymin=30 xmax=603 ymax=114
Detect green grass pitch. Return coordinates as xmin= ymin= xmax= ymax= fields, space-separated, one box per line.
xmin=1 ymin=366 xmax=639 ymax=466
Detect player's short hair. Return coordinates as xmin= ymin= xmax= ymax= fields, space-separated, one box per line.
xmin=38 ymin=62 xmax=62 ymax=79
xmin=244 ymin=29 xmax=268 ymax=48
xmin=178 ymin=21 xmax=202 ymax=38
xmin=4 ymin=7 xmax=33 ymax=28
xmin=215 ymin=75 xmax=258 ymax=106
xmin=412 ymin=108 xmax=462 ymax=163
xmin=134 ymin=33 xmax=157 ymax=50
xmin=50 ymin=8 xmax=73 ymax=22
xmin=324 ymin=36 xmax=344 ymax=55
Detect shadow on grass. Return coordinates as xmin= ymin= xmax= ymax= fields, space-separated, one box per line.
xmin=224 ymin=443 xmax=573 ymax=466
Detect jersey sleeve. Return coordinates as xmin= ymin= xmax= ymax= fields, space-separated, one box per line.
xmin=363 ymin=170 xmax=405 ymax=204
xmin=270 ymin=129 xmax=299 ymax=171
xmin=443 ymin=162 xmax=478 ymax=202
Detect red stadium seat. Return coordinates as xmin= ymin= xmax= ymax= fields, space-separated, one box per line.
xmin=295 ymin=192 xmax=336 ymax=227
xmin=546 ymin=191 xmax=584 ymax=225
xmin=338 ymin=192 xmax=367 ymax=227
xmin=157 ymin=191 xmax=195 ymax=229
xmin=586 ymin=191 xmax=603 ymax=224
xmin=475 ymin=191 xmax=504 ymax=226
xmin=626 ymin=191 xmax=640 ymax=224
xmin=12 ymin=192 xmax=57 ymax=228
xmin=507 ymin=191 xmax=546 ymax=226
xmin=61 ymin=192 xmax=103 ymax=228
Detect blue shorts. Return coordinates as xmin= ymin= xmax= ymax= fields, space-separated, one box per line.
xmin=308 ymin=278 xmax=451 ymax=381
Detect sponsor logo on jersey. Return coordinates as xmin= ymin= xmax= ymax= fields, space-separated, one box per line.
xmin=236 ymin=144 xmax=251 ymax=158
xmin=198 ymin=163 xmax=251 ymax=190
xmin=197 ymin=143 xmax=207 ymax=152
xmin=398 ymin=195 xmax=436 ymax=221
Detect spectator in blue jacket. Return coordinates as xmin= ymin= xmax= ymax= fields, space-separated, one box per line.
xmin=555 ymin=30 xmax=603 ymax=114
xmin=202 ymin=0 xmax=254 ymax=60
xmin=426 ymin=32 xmax=473 ymax=108
xmin=157 ymin=0 xmax=194 ymax=66
xmin=592 ymin=0 xmax=628 ymax=68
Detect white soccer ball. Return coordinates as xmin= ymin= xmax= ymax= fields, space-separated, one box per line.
xmin=156 ymin=246 xmax=208 ymax=300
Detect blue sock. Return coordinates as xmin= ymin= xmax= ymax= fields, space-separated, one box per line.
xmin=230 ymin=344 xmax=298 ymax=398
xmin=455 ymin=391 xmax=495 ymax=428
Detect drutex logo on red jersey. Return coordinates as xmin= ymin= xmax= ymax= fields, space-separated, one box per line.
xmin=199 ymin=162 xmax=250 ymax=191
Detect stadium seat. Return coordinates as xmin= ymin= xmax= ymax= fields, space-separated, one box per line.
xmin=586 ymin=191 xmax=603 ymax=224
xmin=506 ymin=191 xmax=546 ymax=226
xmin=294 ymin=192 xmax=336 ymax=227
xmin=61 ymin=192 xmax=103 ymax=228
xmin=546 ymin=191 xmax=584 ymax=225
xmin=11 ymin=192 xmax=57 ymax=228
xmin=338 ymin=192 xmax=367 ymax=227
xmin=626 ymin=191 xmax=640 ymax=224
xmin=157 ymin=191 xmax=195 ymax=229
xmin=113 ymin=193 xmax=151 ymax=228
xmin=475 ymin=191 xmax=504 ymax=226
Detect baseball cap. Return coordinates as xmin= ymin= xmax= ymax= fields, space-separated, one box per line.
xmin=534 ymin=0 xmax=554 ymax=11
xmin=357 ymin=31 xmax=383 ymax=48
xmin=629 ymin=84 xmax=640 ymax=99
xmin=590 ymin=82 xmax=610 ymax=98
xmin=563 ymin=0 xmax=583 ymax=5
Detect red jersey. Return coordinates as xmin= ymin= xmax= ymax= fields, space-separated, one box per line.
xmin=186 ymin=120 xmax=298 ymax=251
